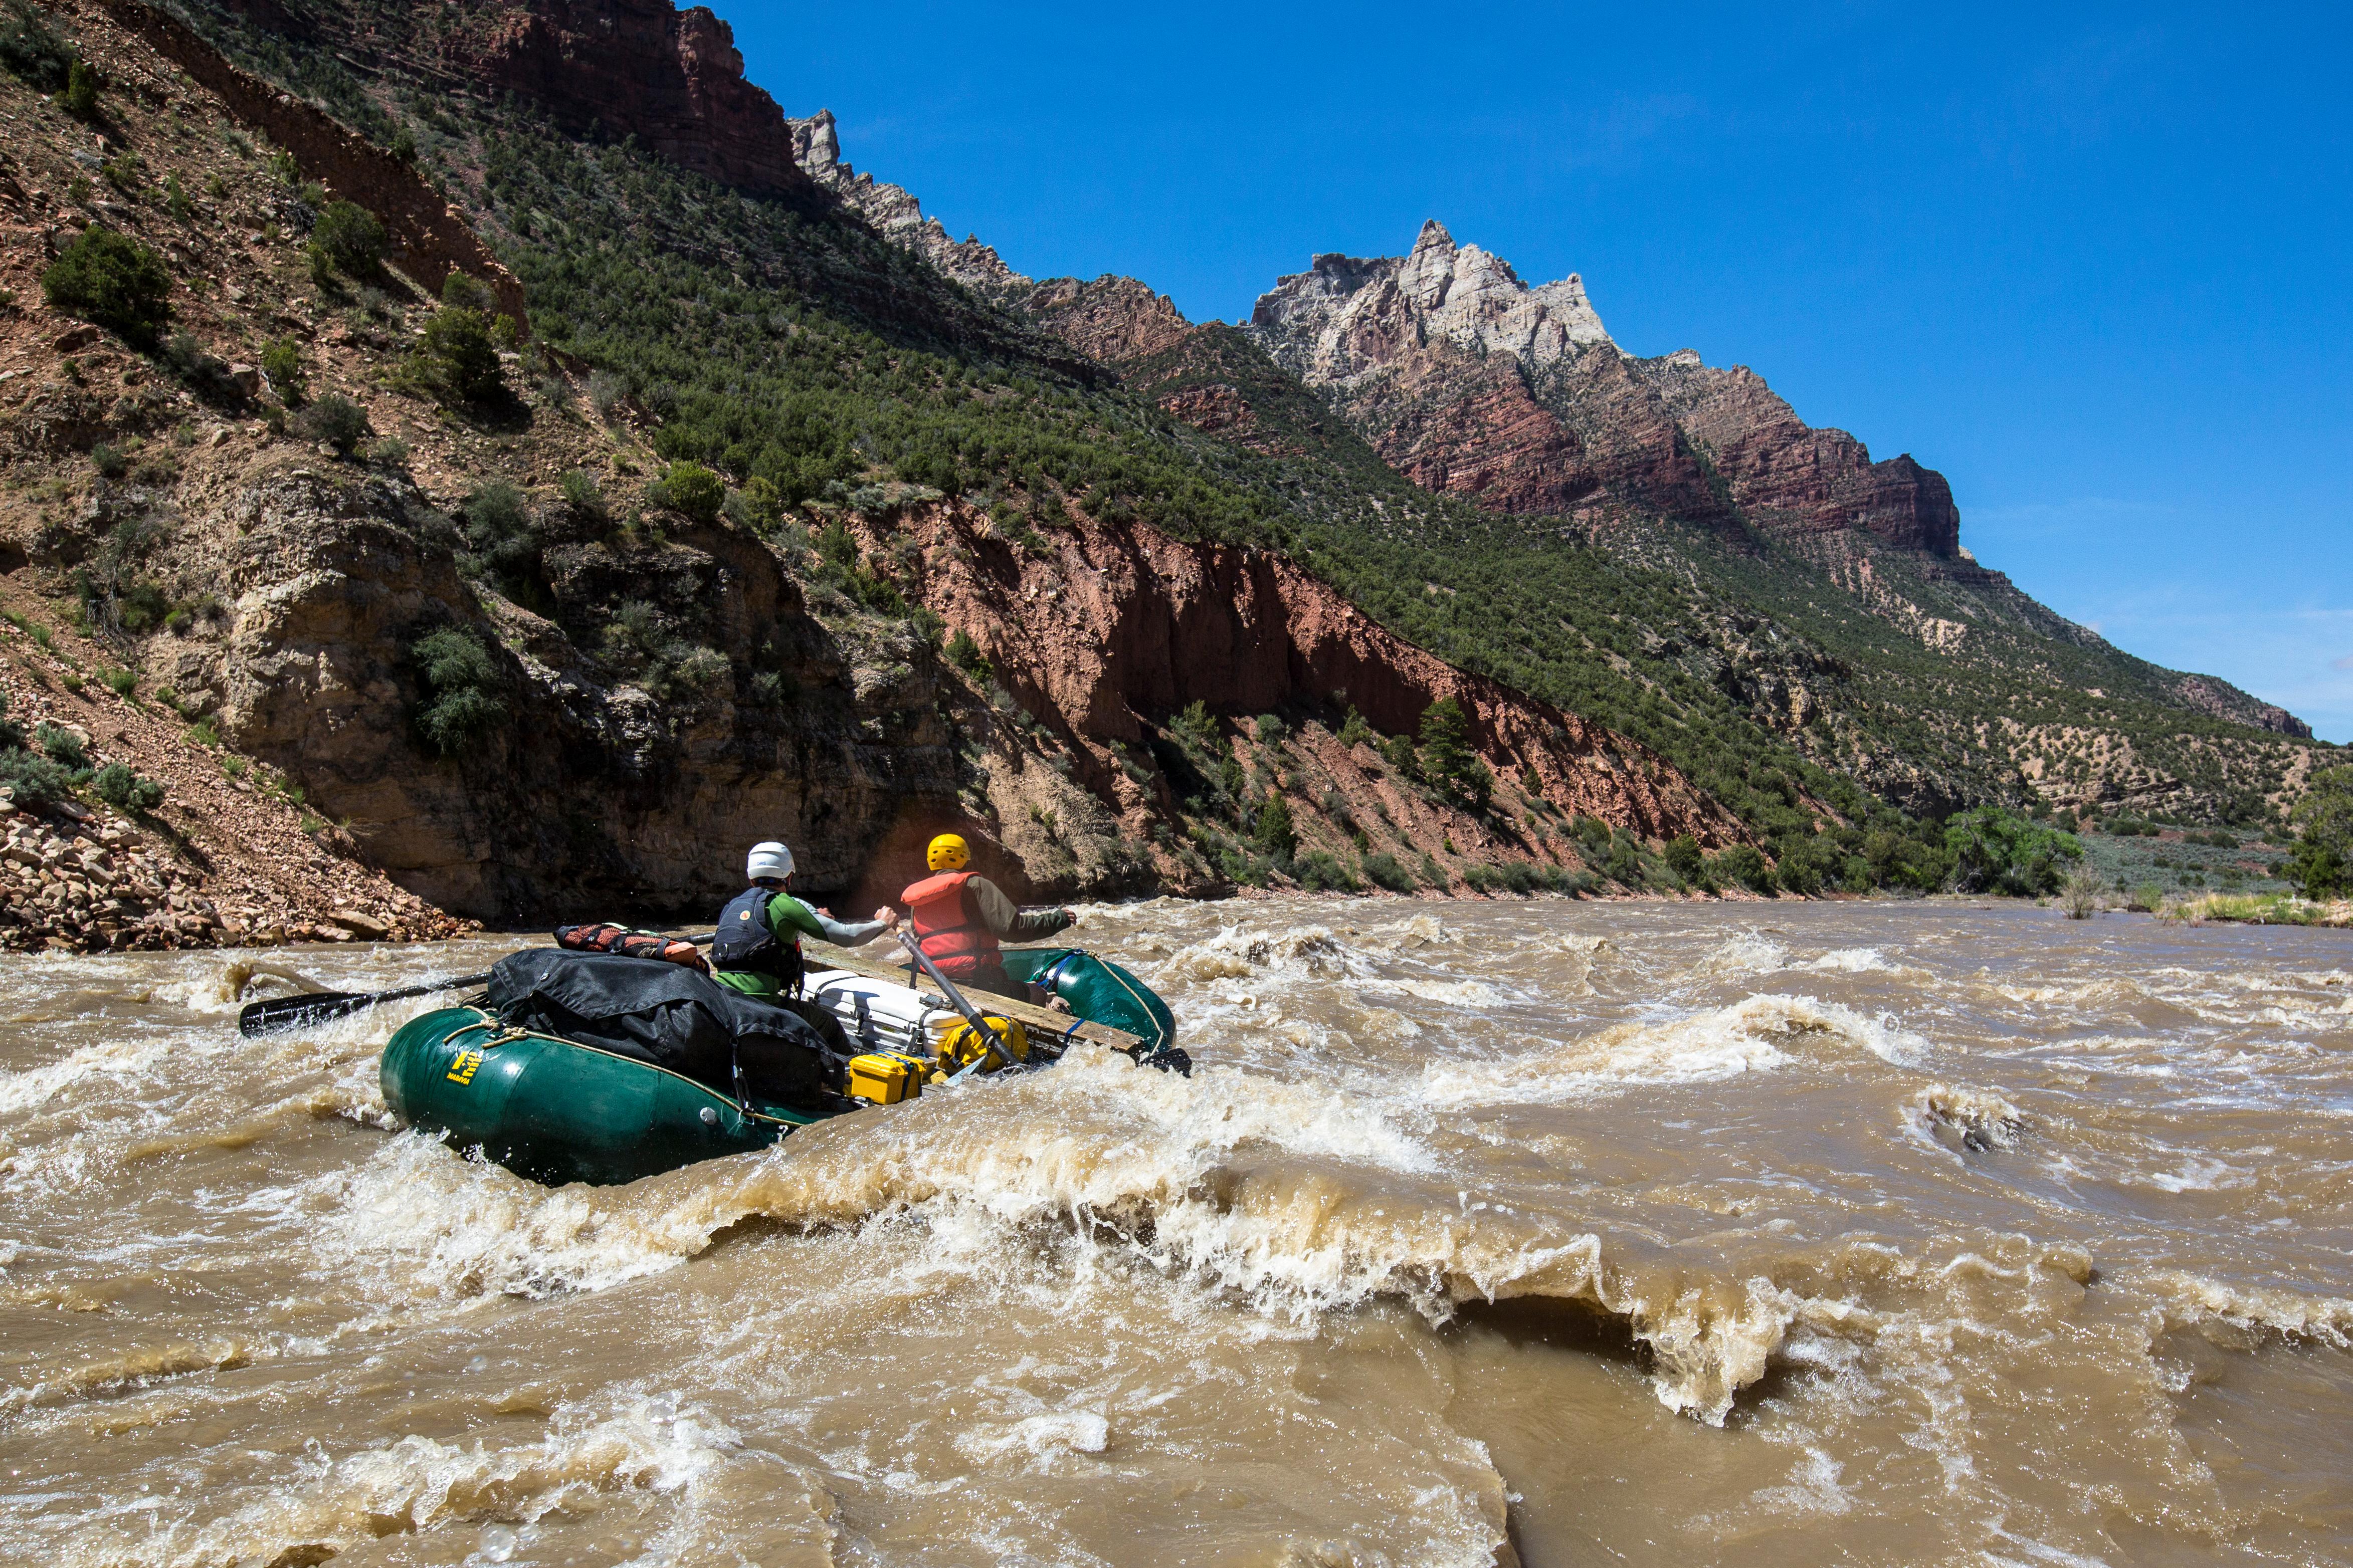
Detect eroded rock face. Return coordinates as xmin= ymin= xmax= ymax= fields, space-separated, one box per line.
xmin=878 ymin=503 xmax=1749 ymax=851
xmin=181 ymin=454 xmax=960 ymax=919
xmin=445 ymin=0 xmax=816 ymax=200
xmin=1639 ymin=350 xmax=1959 ymax=556
xmin=1247 ymin=220 xmax=1963 ymax=556
xmin=1022 ymin=275 xmax=1193 ymax=364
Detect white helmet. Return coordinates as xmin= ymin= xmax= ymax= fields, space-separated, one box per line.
xmin=746 ymin=840 xmax=795 ymax=882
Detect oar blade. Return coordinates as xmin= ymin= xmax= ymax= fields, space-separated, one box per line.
xmin=237 ymin=991 xmax=374 ymax=1036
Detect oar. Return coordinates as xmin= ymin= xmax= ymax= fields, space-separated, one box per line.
xmin=236 ymin=931 xmax=721 ymax=1037
xmin=237 ymin=973 xmax=490 ymax=1036
xmin=894 ymin=930 xmax=1034 ymax=1075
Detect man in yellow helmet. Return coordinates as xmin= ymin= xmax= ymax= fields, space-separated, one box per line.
xmin=899 ymin=833 xmax=1075 ymax=1001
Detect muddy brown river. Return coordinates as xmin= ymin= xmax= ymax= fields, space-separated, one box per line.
xmin=3 ymin=898 xmax=2349 ymax=1566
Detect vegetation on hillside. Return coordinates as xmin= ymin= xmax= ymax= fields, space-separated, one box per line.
xmin=134 ymin=0 xmax=2351 ymax=904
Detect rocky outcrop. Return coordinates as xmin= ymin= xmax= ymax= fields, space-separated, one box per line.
xmin=1252 ymin=220 xmax=1613 ymax=384
xmin=1022 ymin=275 xmax=1193 ymax=363
xmin=433 ymin=0 xmax=815 ymax=201
xmin=1637 ymin=349 xmax=1959 ymax=555
xmin=2168 ymin=675 xmax=2312 ymax=739
xmin=782 ymin=111 xmax=1203 ymax=369
xmin=873 ymin=503 xmax=1750 ymax=853
xmin=785 ymin=108 xmax=1024 ymax=294
xmin=142 ymin=454 xmax=962 ymax=920
xmin=1247 ymin=219 xmax=1961 ymax=555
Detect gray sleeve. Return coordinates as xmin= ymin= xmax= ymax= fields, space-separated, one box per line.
xmin=812 ymin=912 xmax=889 ymax=945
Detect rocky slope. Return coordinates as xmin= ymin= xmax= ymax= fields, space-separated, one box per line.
xmin=0 ymin=0 xmax=1745 ymax=940
xmin=198 ymin=0 xmax=2334 ymax=832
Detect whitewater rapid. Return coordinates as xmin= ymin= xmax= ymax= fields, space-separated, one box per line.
xmin=3 ymin=899 xmax=2349 ymax=1565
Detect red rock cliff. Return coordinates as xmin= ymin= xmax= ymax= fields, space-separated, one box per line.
xmin=464 ymin=2 xmax=811 ymax=198
xmin=870 ymin=503 xmax=1750 ymax=856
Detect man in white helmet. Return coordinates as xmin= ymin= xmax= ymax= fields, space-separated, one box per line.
xmin=711 ymin=842 xmax=897 ymax=1033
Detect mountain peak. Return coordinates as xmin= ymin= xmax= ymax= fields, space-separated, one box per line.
xmin=1250 ymin=223 xmax=1613 ymax=389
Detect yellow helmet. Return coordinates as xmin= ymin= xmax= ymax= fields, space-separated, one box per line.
xmin=927 ymin=833 xmax=971 ymax=871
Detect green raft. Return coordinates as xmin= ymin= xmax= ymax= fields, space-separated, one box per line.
xmin=381 ymin=947 xmax=1181 ymax=1188
xmin=380 ymin=1006 xmax=827 ymax=1186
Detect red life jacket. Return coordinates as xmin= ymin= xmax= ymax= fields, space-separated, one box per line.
xmin=902 ymin=870 xmax=999 ymax=978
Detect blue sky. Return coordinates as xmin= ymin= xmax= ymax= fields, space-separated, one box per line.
xmin=728 ymin=3 xmax=2352 ymax=741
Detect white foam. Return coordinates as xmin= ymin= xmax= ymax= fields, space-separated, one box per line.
xmin=1421 ymin=993 xmax=1930 ymax=1106
xmin=61 ymin=1394 xmax=758 ymax=1567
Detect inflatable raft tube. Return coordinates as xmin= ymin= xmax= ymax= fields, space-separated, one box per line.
xmin=1000 ymin=948 xmax=1178 ymax=1055
xmin=381 ymin=1006 xmax=830 ymax=1187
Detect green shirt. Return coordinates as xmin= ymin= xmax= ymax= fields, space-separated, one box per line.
xmin=715 ymin=891 xmax=890 ymax=995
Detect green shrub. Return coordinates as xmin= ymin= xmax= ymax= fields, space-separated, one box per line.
xmin=1944 ymin=806 xmax=2082 ymax=897
xmin=90 ymin=761 xmax=164 ymax=812
xmin=415 ymin=287 xmax=504 ymax=403
xmin=1712 ymin=843 xmax=1774 ymax=893
xmin=1418 ymin=697 xmax=1491 ymax=806
xmin=1361 ymin=851 xmax=1416 ymax=892
xmin=2286 ymin=765 xmax=2353 ymax=900
xmin=1253 ymin=792 xmax=1297 ymax=859
xmin=586 ymin=369 xmax=626 ymax=420
xmin=259 ymin=338 xmax=305 ymax=404
xmin=160 ymin=330 xmax=242 ymax=400
xmin=1294 ymin=849 xmax=1359 ymax=892
xmin=411 ymin=626 xmax=506 ymax=754
xmin=293 ymin=393 xmax=370 ymax=455
xmin=460 ymin=480 xmax=543 ymax=603
xmin=34 ymin=722 xmax=86 ymax=768
xmin=441 ymin=272 xmax=495 ymax=313
xmin=91 ymin=440 xmax=127 ymax=478
xmin=310 ymin=202 xmax=388 ymax=276
xmin=1336 ymin=706 xmax=1374 ymax=748
xmin=944 ymin=629 xmax=992 ymax=683
xmin=1664 ymin=833 xmax=1703 ymax=882
xmin=1169 ymin=699 xmax=1218 ymax=750
xmin=557 ymin=469 xmax=605 ymax=519
xmin=0 ymin=747 xmax=73 ymax=808
xmin=40 ymin=228 xmax=172 ymax=348
xmin=62 ymin=55 xmax=96 ymax=118
xmin=0 ymin=3 xmax=74 ymax=90
xmin=649 ymin=461 xmax=724 ymax=525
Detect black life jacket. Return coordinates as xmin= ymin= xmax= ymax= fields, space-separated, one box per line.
xmin=711 ymin=883 xmax=805 ymax=992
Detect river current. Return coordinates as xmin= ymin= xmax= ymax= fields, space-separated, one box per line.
xmin=2 ymin=898 xmax=2349 ymax=1566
